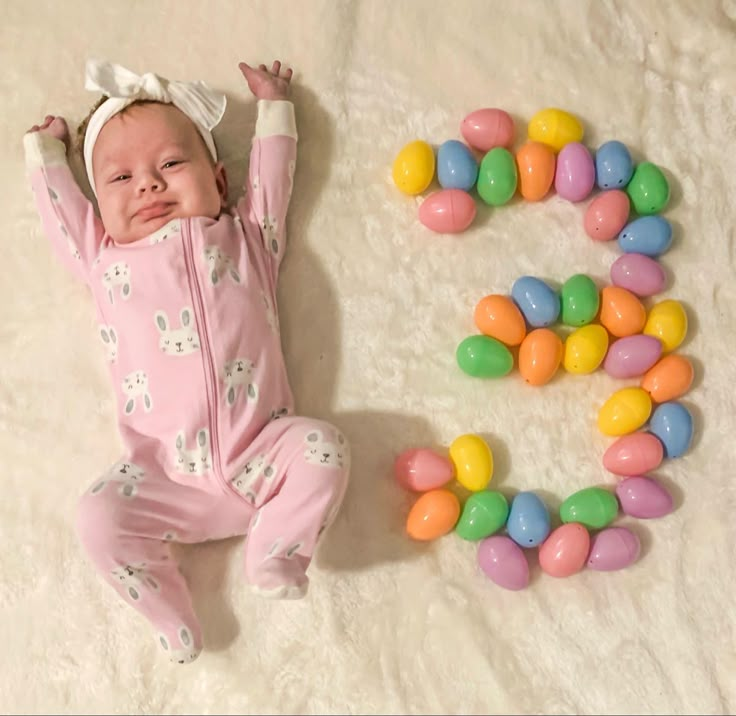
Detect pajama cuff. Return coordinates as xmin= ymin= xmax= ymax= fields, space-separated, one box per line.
xmin=23 ymin=132 xmax=68 ymax=170
xmin=255 ymin=100 xmax=297 ymax=140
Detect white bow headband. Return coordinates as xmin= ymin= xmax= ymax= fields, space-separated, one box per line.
xmin=83 ymin=59 xmax=227 ymax=195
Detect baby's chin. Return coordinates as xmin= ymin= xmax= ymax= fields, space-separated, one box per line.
xmin=113 ymin=210 xmax=222 ymax=244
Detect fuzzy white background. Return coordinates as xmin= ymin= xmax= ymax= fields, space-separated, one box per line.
xmin=2 ymin=0 xmax=735 ymax=714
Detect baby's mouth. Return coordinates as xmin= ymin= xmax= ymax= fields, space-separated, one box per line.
xmin=135 ymin=202 xmax=175 ymax=221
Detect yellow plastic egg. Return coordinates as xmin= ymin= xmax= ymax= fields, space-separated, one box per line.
xmin=528 ymin=108 xmax=584 ymax=153
xmin=448 ymin=433 xmax=493 ymax=491
xmin=392 ymin=140 xmax=436 ymax=195
xmin=643 ymin=299 xmax=688 ymax=353
xmin=563 ymin=324 xmax=609 ymax=374
xmin=597 ymin=387 xmax=652 ymax=436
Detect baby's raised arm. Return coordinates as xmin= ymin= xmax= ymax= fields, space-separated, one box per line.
xmin=236 ymin=60 xmax=298 ymax=278
xmin=24 ymin=115 xmax=105 ymax=283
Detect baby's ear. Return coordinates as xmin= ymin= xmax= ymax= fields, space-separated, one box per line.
xmin=215 ymin=162 xmax=228 ymax=208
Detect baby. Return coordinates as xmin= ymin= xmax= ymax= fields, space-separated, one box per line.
xmin=24 ymin=59 xmax=350 ymax=664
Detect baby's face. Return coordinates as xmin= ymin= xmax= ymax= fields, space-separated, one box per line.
xmin=92 ymin=103 xmax=227 ymax=244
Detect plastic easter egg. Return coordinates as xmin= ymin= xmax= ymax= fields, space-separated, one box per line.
xmin=643 ymin=299 xmax=687 ymax=353
xmin=554 ymin=142 xmax=595 ymax=202
xmin=617 ymin=216 xmax=673 ymax=256
xmin=649 ymin=401 xmax=693 ymax=458
xmin=616 ymin=476 xmax=673 ymax=519
xmin=528 ymin=108 xmax=584 ymax=153
xmin=587 ymin=527 xmax=641 ymax=571
xmin=473 ymin=294 xmax=527 ymax=346
xmin=477 ymin=535 xmax=529 ymax=591
xmin=595 ymin=140 xmax=634 ymax=190
xmin=584 ymin=189 xmax=631 ymax=241
xmin=456 ymin=490 xmax=509 ymax=541
xmin=626 ymin=161 xmax=670 ymax=215
xmin=603 ymin=334 xmax=663 ymax=379
xmin=599 ymin=286 xmax=647 ymax=337
xmin=610 ymin=253 xmax=666 ymax=297
xmin=418 ymin=189 xmax=476 ymax=234
xmin=394 ymin=448 xmax=455 ymax=492
xmin=538 ymin=523 xmax=590 ymax=578
xmin=563 ymin=324 xmax=608 ymax=374
xmin=641 ymin=354 xmax=694 ymax=403
xmin=518 ymin=328 xmax=563 ymax=386
xmin=406 ymin=489 xmax=461 ymax=540
xmin=560 ymin=273 xmax=599 ymax=326
xmin=597 ymin=387 xmax=652 ymax=436
xmin=456 ymin=335 xmax=514 ymax=378
xmin=477 ymin=147 xmax=518 ymax=206
xmin=515 ymin=141 xmax=556 ymax=201
xmin=560 ymin=487 xmax=619 ymax=529
xmin=437 ymin=139 xmax=479 ymax=191
xmin=461 ymin=108 xmax=515 ymax=152
xmin=511 ymin=276 xmax=560 ymax=327
xmin=507 ymin=491 xmax=551 ymax=548
xmin=392 ymin=140 xmax=435 ymax=195
xmin=449 ymin=434 xmax=494 ymax=492
xmin=602 ymin=432 xmax=664 ymax=477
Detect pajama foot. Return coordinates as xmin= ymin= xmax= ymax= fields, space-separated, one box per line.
xmin=248 ymin=556 xmax=309 ymax=599
xmin=157 ymin=626 xmax=201 ymax=664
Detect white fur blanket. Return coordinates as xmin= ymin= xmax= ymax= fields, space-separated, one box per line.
xmin=2 ymin=0 xmax=734 ymax=713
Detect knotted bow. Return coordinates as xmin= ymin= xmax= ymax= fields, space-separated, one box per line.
xmin=83 ymin=59 xmax=227 ymax=195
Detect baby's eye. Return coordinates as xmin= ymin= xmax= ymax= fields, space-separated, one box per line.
xmin=112 ymin=174 xmax=130 ymax=182
xmin=162 ymin=160 xmax=182 ymax=169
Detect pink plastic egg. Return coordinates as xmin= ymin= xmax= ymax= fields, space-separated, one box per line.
xmin=460 ymin=108 xmax=515 ymax=152
xmin=602 ymin=432 xmax=664 ymax=477
xmin=554 ymin=142 xmax=595 ymax=202
xmin=538 ymin=523 xmax=590 ymax=578
xmin=477 ymin=535 xmax=529 ymax=590
xmin=603 ymin=334 xmax=663 ymax=378
xmin=584 ymin=189 xmax=631 ymax=241
xmin=616 ymin=476 xmax=674 ymax=518
xmin=587 ymin=527 xmax=641 ymax=571
xmin=418 ymin=189 xmax=477 ymax=234
xmin=610 ymin=253 xmax=667 ymax=297
xmin=394 ymin=448 xmax=454 ymax=492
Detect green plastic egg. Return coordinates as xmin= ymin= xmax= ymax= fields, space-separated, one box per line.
xmin=456 ymin=335 xmax=514 ymax=378
xmin=455 ymin=490 xmax=509 ymax=541
xmin=560 ymin=274 xmax=600 ymax=326
xmin=560 ymin=487 xmax=619 ymax=529
xmin=626 ymin=162 xmax=670 ymax=215
xmin=476 ymin=147 xmax=518 ymax=207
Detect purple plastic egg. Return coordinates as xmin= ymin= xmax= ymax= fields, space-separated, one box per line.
xmin=587 ymin=527 xmax=641 ymax=571
xmin=610 ymin=253 xmax=667 ymax=297
xmin=616 ymin=476 xmax=674 ymax=519
xmin=603 ymin=334 xmax=663 ymax=378
xmin=477 ymin=535 xmax=529 ymax=590
xmin=555 ymin=142 xmax=595 ymax=202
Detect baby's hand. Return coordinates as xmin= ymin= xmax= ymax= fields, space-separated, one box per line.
xmin=238 ymin=60 xmax=293 ymax=101
xmin=26 ymin=115 xmax=71 ymax=152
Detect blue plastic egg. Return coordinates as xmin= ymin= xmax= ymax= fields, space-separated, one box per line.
xmin=437 ymin=139 xmax=479 ymax=191
xmin=511 ymin=276 xmax=560 ymax=327
xmin=595 ymin=140 xmax=634 ymax=190
xmin=617 ymin=215 xmax=673 ymax=256
xmin=507 ymin=491 xmax=551 ymax=548
xmin=649 ymin=402 xmax=693 ymax=458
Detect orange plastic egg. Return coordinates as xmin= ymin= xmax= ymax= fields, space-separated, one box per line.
xmin=406 ymin=489 xmax=461 ymax=541
xmin=583 ymin=190 xmax=631 ymax=241
xmin=640 ymin=354 xmax=694 ymax=403
xmin=518 ymin=328 xmax=563 ymax=386
xmin=515 ymin=141 xmax=556 ymax=201
xmin=474 ymin=294 xmax=527 ymax=346
xmin=599 ymin=286 xmax=646 ymax=337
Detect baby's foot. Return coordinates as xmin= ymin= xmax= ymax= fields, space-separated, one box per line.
xmin=157 ymin=626 xmax=201 ymax=664
xmin=249 ymin=556 xmax=309 ymax=600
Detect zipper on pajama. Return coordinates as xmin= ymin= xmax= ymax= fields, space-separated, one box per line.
xmin=182 ymin=221 xmax=225 ymax=485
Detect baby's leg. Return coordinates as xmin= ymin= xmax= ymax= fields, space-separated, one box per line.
xmin=240 ymin=417 xmax=350 ymax=598
xmin=76 ymin=460 xmax=208 ymax=664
